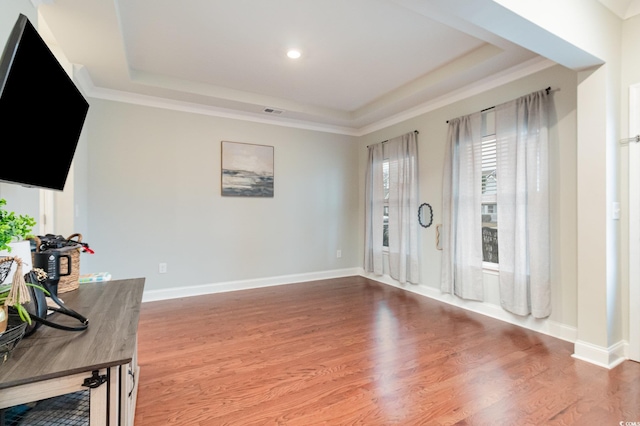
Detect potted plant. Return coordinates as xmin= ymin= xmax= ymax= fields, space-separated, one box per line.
xmin=0 ymin=198 xmax=36 ymax=253
xmin=0 ymin=198 xmax=36 ymax=287
xmin=0 ymin=199 xmax=38 ymax=335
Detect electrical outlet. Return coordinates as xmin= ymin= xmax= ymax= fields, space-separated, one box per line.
xmin=159 ymin=262 xmax=167 ymax=273
xmin=337 ymin=249 xmax=342 ymax=258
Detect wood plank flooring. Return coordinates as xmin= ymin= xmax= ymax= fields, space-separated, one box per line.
xmin=134 ymin=276 xmax=640 ymax=425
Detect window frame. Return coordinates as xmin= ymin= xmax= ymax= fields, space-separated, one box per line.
xmin=481 ymin=111 xmax=499 ymax=271
xmin=383 ymin=159 xmax=389 ymax=250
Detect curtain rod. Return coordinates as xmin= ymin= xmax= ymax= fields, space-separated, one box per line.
xmin=367 ymin=130 xmax=419 ymax=148
xmin=445 ymin=86 xmax=559 ymax=123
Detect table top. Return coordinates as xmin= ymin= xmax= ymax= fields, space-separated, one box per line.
xmin=0 ymin=277 xmax=145 ymax=389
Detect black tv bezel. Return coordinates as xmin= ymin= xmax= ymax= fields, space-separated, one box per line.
xmin=0 ymin=13 xmax=89 ymax=191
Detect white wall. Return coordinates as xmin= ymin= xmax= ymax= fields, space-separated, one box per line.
xmin=621 ymin=13 xmax=640 ymax=130
xmin=83 ymin=100 xmax=360 ymax=291
xmin=359 ymin=64 xmax=579 ymax=339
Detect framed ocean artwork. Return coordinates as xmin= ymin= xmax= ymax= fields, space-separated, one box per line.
xmin=221 ymin=141 xmax=274 ymax=197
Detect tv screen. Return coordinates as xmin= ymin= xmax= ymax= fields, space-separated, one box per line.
xmin=0 ymin=14 xmax=89 ymax=191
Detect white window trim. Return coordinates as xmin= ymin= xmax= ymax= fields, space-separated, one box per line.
xmin=482 ymin=261 xmax=499 ymax=274
xmin=481 ymin=135 xmax=499 ymax=271
xmin=383 ymin=159 xmax=389 ymax=251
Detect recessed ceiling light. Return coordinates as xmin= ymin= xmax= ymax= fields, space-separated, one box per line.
xmin=287 ymin=49 xmax=301 ymax=59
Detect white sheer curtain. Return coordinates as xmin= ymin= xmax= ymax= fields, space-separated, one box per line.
xmin=495 ymin=90 xmax=550 ymax=318
xmin=387 ymin=132 xmax=420 ymax=284
xmin=364 ymin=143 xmax=384 ymax=275
xmin=441 ymin=113 xmax=484 ymax=300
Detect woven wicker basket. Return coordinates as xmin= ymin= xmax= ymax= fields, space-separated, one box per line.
xmin=59 ymin=236 xmax=81 ymax=294
xmin=31 ymin=234 xmax=82 ymax=294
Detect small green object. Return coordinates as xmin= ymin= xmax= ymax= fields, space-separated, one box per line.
xmin=15 ymin=303 xmax=30 ymax=325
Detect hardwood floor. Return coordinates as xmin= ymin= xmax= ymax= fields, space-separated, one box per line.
xmin=134 ymin=276 xmax=640 ymax=425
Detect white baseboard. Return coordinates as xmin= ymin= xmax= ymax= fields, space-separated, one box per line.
xmin=359 ymin=270 xmax=578 ymax=343
xmin=141 ymin=267 xmax=361 ymax=303
xmin=572 ymin=339 xmax=628 ymax=369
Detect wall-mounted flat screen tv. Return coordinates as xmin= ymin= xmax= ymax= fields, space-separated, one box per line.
xmin=0 ymin=13 xmax=89 ymax=191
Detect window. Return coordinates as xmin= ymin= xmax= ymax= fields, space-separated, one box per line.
xmin=364 ymin=131 xmax=420 ymax=283
xmin=481 ymin=111 xmax=498 ymax=266
xmin=441 ymin=90 xmax=549 ymax=312
xmin=383 ymin=160 xmax=389 ymax=247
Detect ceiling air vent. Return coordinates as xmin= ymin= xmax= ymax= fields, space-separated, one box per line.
xmin=263 ymin=107 xmax=284 ymax=115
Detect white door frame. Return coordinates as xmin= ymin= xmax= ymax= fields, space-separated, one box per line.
xmin=38 ymin=189 xmax=54 ymax=235
xmin=629 ymin=84 xmax=640 ymax=362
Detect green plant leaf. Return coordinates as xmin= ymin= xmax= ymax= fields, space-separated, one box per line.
xmin=0 ymin=198 xmax=36 ymax=252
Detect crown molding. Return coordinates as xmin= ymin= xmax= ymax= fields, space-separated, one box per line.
xmin=75 ymin=57 xmax=556 ymax=137
xmin=357 ymin=56 xmax=556 ymax=136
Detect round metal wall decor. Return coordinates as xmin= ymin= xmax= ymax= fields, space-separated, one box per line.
xmin=418 ymin=203 xmax=433 ymax=228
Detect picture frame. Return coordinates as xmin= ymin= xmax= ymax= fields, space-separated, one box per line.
xmin=221 ymin=141 xmax=274 ymax=197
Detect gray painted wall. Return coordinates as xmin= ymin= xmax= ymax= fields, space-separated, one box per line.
xmin=83 ymin=100 xmax=359 ymax=289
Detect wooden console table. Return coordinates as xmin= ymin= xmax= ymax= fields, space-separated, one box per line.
xmin=0 ymin=277 xmax=145 ymax=426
